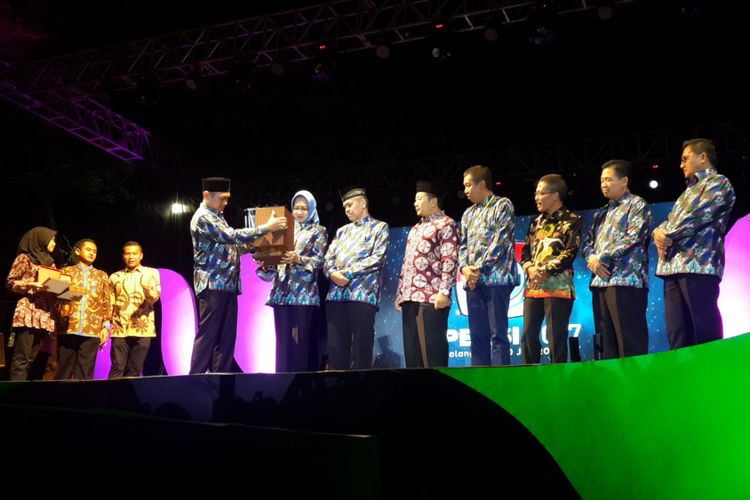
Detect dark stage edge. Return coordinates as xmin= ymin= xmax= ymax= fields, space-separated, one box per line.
xmin=0 ymin=368 xmax=578 ymax=499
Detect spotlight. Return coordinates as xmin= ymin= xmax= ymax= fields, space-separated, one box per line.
xmin=375 ymin=43 xmax=391 ymax=60
xmin=596 ymin=0 xmax=615 ymax=21
xmin=649 ymin=180 xmax=659 ymax=189
xmin=184 ymin=65 xmax=203 ymax=91
xmin=171 ymin=202 xmax=190 ymax=215
xmin=313 ymin=43 xmax=337 ymax=83
xmin=527 ymin=2 xmax=558 ymax=46
xmin=429 ymin=22 xmax=454 ymax=60
xmin=271 ymin=61 xmax=286 ymax=77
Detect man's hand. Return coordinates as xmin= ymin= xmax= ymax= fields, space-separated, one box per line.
xmin=587 ymin=256 xmax=611 ymax=279
xmin=330 ymin=271 xmax=350 ymax=287
xmin=280 ymin=251 xmax=301 ymax=265
xmin=434 ymin=293 xmax=451 ymax=310
xmin=527 ymin=265 xmax=548 ymax=287
xmin=461 ymin=266 xmax=480 ymax=290
xmin=263 ymin=210 xmax=289 ymax=233
xmin=99 ymin=327 xmax=109 ymax=348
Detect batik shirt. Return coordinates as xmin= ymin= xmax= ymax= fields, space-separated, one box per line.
xmin=396 ymin=211 xmax=458 ymax=305
xmin=6 ymin=254 xmax=57 ymax=333
xmin=59 ymin=263 xmax=112 ymax=339
xmin=521 ymin=207 xmax=582 ymax=299
xmin=191 ymin=202 xmax=268 ymax=295
xmin=458 ymin=194 xmax=520 ymax=288
xmin=656 ymin=168 xmax=735 ymax=278
xmin=256 ymin=222 xmax=327 ymax=306
xmin=324 ymin=215 xmax=389 ymax=307
xmin=581 ymin=192 xmax=652 ymax=289
xmin=109 ymin=265 xmax=161 ymax=338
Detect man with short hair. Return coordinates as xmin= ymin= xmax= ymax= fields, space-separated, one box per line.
xmin=582 ymin=160 xmax=652 ymax=359
xmin=459 ymin=165 xmax=519 ymax=366
xmin=653 ymin=138 xmax=735 ymax=348
xmin=396 ymin=180 xmax=458 ymax=368
xmin=324 ymin=187 xmax=389 ymax=370
xmin=109 ymin=241 xmax=161 ymax=377
xmin=520 ymin=174 xmax=581 ymax=364
xmin=190 ymin=176 xmax=287 ymax=373
xmin=56 ymin=239 xmax=112 ymax=380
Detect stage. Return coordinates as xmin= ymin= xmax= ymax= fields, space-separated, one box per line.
xmin=3 ymin=333 xmax=750 ymax=498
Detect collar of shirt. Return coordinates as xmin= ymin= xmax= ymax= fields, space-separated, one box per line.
xmin=608 ymin=190 xmax=632 ymax=208
xmin=688 ymin=167 xmax=716 ymax=187
xmin=354 ymin=215 xmax=372 ymax=227
xmin=421 ymin=210 xmax=446 ymax=223
xmin=123 ymin=265 xmax=144 ymax=274
xmin=543 ymin=207 xmax=568 ymax=222
xmin=477 ymin=194 xmax=495 ymax=208
xmin=201 ymin=202 xmax=223 ymax=216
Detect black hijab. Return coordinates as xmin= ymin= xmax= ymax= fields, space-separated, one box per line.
xmin=17 ymin=226 xmax=56 ymax=267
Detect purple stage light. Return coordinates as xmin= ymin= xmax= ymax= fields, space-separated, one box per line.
xmin=719 ymin=214 xmax=750 ymax=338
xmin=235 ymin=254 xmax=276 ymax=373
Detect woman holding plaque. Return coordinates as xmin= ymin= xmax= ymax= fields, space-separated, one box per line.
xmin=5 ymin=226 xmax=59 ymax=381
xmin=256 ymin=190 xmax=327 ymax=372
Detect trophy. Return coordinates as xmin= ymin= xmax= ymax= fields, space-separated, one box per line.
xmin=244 ymin=206 xmax=294 ymax=266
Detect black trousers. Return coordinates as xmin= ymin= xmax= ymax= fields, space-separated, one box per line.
xmin=326 ymin=301 xmax=377 ymax=370
xmin=466 ymin=285 xmax=514 ymax=366
xmin=663 ymin=274 xmax=723 ymax=349
xmin=190 ymin=289 xmax=238 ymax=374
xmin=55 ymin=334 xmax=100 ymax=380
xmin=401 ymin=301 xmax=450 ymax=368
xmin=273 ymin=305 xmax=315 ymax=373
xmin=592 ymin=286 xmax=649 ymax=358
xmin=521 ymin=297 xmax=573 ymax=364
xmin=8 ymin=328 xmax=46 ymax=381
xmin=109 ymin=337 xmax=152 ymax=378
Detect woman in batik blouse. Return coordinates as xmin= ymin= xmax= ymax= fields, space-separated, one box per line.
xmin=257 ymin=190 xmax=327 ymax=372
xmin=5 ymin=226 xmax=59 ymax=380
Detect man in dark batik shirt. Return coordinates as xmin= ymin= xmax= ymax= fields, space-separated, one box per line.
xmin=520 ymin=174 xmax=582 ymax=364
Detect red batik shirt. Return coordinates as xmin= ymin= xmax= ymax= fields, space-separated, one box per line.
xmin=397 ymin=211 xmax=459 ymax=305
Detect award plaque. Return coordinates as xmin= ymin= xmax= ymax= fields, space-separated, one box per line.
xmin=248 ymin=206 xmax=294 ymax=266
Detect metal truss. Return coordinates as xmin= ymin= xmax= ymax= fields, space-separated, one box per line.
xmin=0 ymin=53 xmax=152 ymax=162
xmin=14 ymin=0 xmax=636 ymax=97
xmin=0 ymin=0 xmax=633 ymax=166
xmin=235 ymin=122 xmax=750 ymax=206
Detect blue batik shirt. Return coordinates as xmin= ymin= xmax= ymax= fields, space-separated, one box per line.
xmin=324 ymin=215 xmax=389 ymax=307
xmin=656 ymin=168 xmax=735 ymax=278
xmin=256 ymin=222 xmax=328 ymax=306
xmin=582 ymin=191 xmax=653 ymax=288
xmin=191 ymin=202 xmax=268 ymax=295
xmin=458 ymin=194 xmax=520 ymax=287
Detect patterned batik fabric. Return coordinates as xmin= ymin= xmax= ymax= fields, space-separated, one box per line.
xmin=256 ymin=222 xmax=328 ymax=306
xmin=324 ymin=215 xmax=389 ymax=307
xmin=521 ymin=207 xmax=582 ymax=299
xmin=656 ymin=168 xmax=735 ymax=278
xmin=109 ymin=265 xmax=161 ymax=338
xmin=6 ymin=253 xmax=57 ymax=333
xmin=458 ymin=194 xmax=520 ymax=288
xmin=396 ymin=211 xmax=459 ymax=305
xmin=190 ymin=202 xmax=267 ymax=295
xmin=59 ymin=263 xmax=112 ymax=339
xmin=581 ymin=191 xmax=653 ymax=288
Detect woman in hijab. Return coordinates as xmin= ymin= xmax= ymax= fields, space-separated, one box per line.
xmin=6 ymin=226 xmax=59 ymax=381
xmin=256 ymin=190 xmax=328 ymax=372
